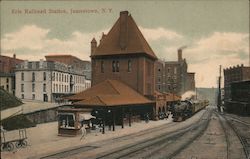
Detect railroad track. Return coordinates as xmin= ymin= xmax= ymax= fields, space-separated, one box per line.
xmin=95 ymin=109 xmax=212 ymax=159
xmin=224 ymin=115 xmax=250 ymax=159
xmin=39 ymin=109 xmax=210 ymax=159
xmin=217 ymin=112 xmax=249 ymax=159
xmin=224 ymin=114 xmax=250 ymax=126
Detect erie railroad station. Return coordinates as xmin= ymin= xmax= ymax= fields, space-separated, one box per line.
xmin=1 ymin=4 xmax=250 ymax=159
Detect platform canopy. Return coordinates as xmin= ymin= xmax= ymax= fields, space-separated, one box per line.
xmin=66 ymin=79 xmax=155 ymax=107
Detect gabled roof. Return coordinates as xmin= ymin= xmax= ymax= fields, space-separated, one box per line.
xmin=66 ymin=79 xmax=154 ymax=106
xmin=91 ymin=11 xmax=157 ymax=60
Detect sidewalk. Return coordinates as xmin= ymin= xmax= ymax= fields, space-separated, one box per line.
xmin=1 ymin=116 xmax=173 ymax=159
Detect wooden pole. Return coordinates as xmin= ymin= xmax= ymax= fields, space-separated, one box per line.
xmin=112 ymin=108 xmax=115 ymax=131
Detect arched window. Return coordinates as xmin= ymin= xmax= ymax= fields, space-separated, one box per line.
xmin=116 ymin=61 xmax=119 ymax=72
xmin=101 ymin=61 xmax=104 ymax=73
xmin=112 ymin=61 xmax=116 ymax=72
xmin=128 ymin=60 xmax=131 ymax=72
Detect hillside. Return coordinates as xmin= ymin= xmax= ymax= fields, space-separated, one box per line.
xmin=0 ymin=87 xmax=23 ymax=110
xmin=196 ymin=87 xmax=218 ymax=106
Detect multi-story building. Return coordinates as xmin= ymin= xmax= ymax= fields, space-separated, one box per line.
xmin=15 ymin=60 xmax=88 ymax=102
xmin=223 ymin=64 xmax=250 ymax=101
xmin=0 ymin=54 xmax=24 ymax=95
xmin=45 ymin=55 xmax=91 ymax=80
xmin=154 ymin=49 xmax=195 ymax=95
xmin=155 ymin=60 xmax=165 ymax=92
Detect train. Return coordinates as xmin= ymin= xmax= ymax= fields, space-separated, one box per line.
xmin=172 ymin=99 xmax=209 ymax=122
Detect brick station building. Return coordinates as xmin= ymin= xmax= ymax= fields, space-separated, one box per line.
xmin=61 ymin=11 xmax=180 ymax=135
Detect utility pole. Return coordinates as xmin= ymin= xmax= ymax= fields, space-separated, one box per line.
xmin=217 ymin=65 xmax=222 ymax=112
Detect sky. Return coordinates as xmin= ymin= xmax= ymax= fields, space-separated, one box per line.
xmin=1 ymin=0 xmax=249 ymax=88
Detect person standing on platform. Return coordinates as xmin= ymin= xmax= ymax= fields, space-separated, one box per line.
xmin=80 ymin=124 xmax=86 ymax=140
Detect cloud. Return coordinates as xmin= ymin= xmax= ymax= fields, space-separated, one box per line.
xmin=1 ymin=25 xmax=108 ymax=60
xmin=185 ymin=32 xmax=249 ymax=63
xmin=185 ymin=32 xmax=249 ymax=87
xmin=139 ymin=26 xmax=183 ymax=41
xmin=2 ymin=25 xmax=49 ymax=50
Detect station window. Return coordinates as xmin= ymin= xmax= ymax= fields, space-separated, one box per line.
xmin=112 ymin=61 xmax=116 ymax=72
xmin=128 ymin=60 xmax=132 ymax=72
xmin=101 ymin=61 xmax=104 ymax=73
xmin=116 ymin=61 xmax=119 ymax=72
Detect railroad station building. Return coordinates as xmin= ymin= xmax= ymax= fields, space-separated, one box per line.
xmin=60 ymin=11 xmax=180 ymax=135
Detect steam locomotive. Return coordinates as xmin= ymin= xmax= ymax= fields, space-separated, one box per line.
xmin=172 ymin=99 xmax=209 ymax=122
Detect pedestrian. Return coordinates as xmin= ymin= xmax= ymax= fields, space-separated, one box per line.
xmin=80 ymin=124 xmax=86 ymax=140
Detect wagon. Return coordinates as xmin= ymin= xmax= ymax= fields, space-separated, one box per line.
xmin=1 ymin=129 xmax=28 ymax=151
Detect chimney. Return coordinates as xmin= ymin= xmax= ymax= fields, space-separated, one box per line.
xmin=13 ymin=54 xmax=16 ymax=59
xmin=119 ymin=11 xmax=129 ymax=50
xmin=91 ymin=38 xmax=97 ymax=55
xmin=178 ymin=49 xmax=182 ymax=62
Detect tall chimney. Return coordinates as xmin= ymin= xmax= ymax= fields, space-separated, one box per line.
xmin=119 ymin=11 xmax=129 ymax=50
xmin=13 ymin=54 xmax=16 ymax=59
xmin=91 ymin=38 xmax=97 ymax=55
xmin=178 ymin=49 xmax=182 ymax=62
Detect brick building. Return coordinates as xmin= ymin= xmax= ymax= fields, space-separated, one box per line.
xmin=91 ymin=11 xmax=157 ymax=97
xmin=155 ymin=49 xmax=195 ymax=95
xmin=0 ymin=54 xmax=23 ymax=94
xmin=223 ymin=64 xmax=250 ymax=101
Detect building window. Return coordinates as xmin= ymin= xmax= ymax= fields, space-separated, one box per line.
xmin=21 ymin=84 xmax=24 ymax=92
xmin=43 ymin=84 xmax=46 ymax=92
xmin=43 ymin=72 xmax=46 ymax=81
xmin=21 ymin=94 xmax=24 ymax=99
xmin=6 ymin=85 xmax=9 ymax=92
xmin=112 ymin=61 xmax=116 ymax=72
xmin=174 ymin=67 xmax=177 ymax=74
xmin=56 ymin=84 xmax=58 ymax=92
xmin=101 ymin=61 xmax=104 ymax=73
xmin=21 ymin=72 xmax=24 ymax=81
xmin=32 ymin=72 xmax=35 ymax=82
xmin=158 ymin=85 xmax=161 ymax=91
xmin=6 ymin=78 xmax=9 ymax=83
xmin=116 ymin=61 xmax=119 ymax=72
xmin=53 ymin=73 xmax=55 ymax=81
xmin=32 ymin=83 xmax=35 ymax=92
xmin=128 ymin=60 xmax=132 ymax=72
xmin=168 ymin=67 xmax=170 ymax=73
xmin=32 ymin=94 xmax=35 ymax=100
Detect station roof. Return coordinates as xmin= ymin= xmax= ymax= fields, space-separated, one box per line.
xmin=66 ymin=79 xmax=154 ymax=107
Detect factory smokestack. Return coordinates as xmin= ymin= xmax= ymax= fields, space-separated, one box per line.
xmin=178 ymin=46 xmax=187 ymax=62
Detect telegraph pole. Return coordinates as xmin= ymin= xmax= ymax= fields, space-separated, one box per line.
xmin=217 ymin=65 xmax=222 ymax=112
